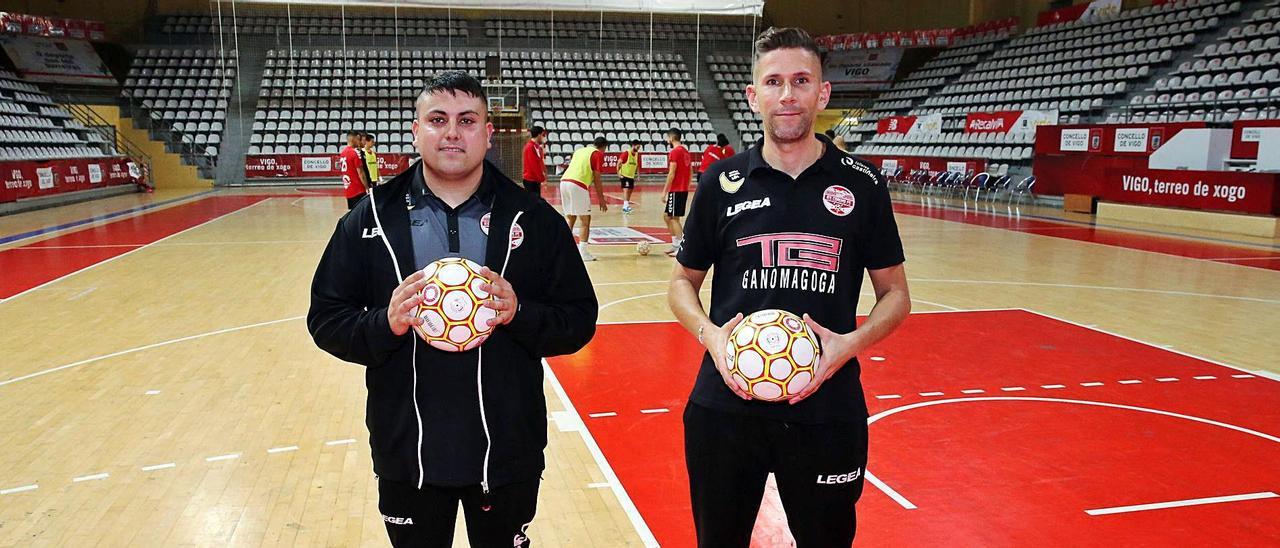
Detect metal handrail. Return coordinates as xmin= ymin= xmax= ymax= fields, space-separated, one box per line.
xmin=54 ymin=97 xmax=155 ymax=189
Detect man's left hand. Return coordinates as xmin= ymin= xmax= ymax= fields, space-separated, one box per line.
xmin=788 ymin=313 xmax=866 ymax=405
xmin=478 ymin=266 xmax=518 ymax=327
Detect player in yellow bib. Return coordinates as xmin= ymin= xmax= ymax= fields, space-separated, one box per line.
xmin=617 ymin=139 xmax=641 ymax=214
xmin=560 ymin=136 xmax=609 ymax=261
xmin=363 ymin=132 xmax=380 ymax=186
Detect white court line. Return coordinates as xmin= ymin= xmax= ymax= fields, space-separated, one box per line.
xmin=325 ymin=439 xmax=356 ymax=446
xmin=0 ymin=484 xmax=38 ymax=495
xmin=1085 ymin=491 xmax=1278 ymax=516
xmin=870 ymin=356 xmax=887 ymax=362
xmin=543 ymin=359 xmax=659 ymax=548
xmin=866 ymin=471 xmax=917 ymax=510
xmin=1204 ymin=256 xmax=1280 ymax=261
xmin=268 ymin=446 xmax=299 ymax=454
xmin=145 ymin=390 xmax=161 ymax=395
xmin=1081 ymin=382 xmax=1104 ymax=387
xmin=1118 ymin=379 xmax=1143 ymax=385
xmin=587 ymin=482 xmax=612 ymax=489
xmin=205 ymin=453 xmax=240 ymax=462
xmin=961 ymin=389 xmax=985 ymax=394
xmin=1001 ymin=386 xmax=1026 ymax=392
xmin=639 ymin=408 xmax=669 ymax=414
xmin=866 ymin=396 xmax=1280 ymax=510
xmin=1156 ymin=377 xmax=1179 ymax=382
xmin=588 ymin=412 xmax=618 ymax=418
xmin=875 ymin=394 xmax=902 ymax=400
xmin=0 ymin=197 xmax=271 ymax=305
xmin=67 ymin=287 xmax=96 ymax=301
xmin=597 ymin=289 xmax=709 ymax=313
xmin=1194 ymin=376 xmax=1218 ymax=380
xmin=1232 ymin=374 xmax=1256 ymax=379
xmin=72 ymin=472 xmax=109 ymax=483
xmin=919 ymin=392 xmax=944 ymax=397
xmin=0 ymin=315 xmax=304 ymax=389
xmin=1020 ymin=309 xmax=1280 ymax=385
xmin=1041 ymin=384 xmax=1066 ymax=389
xmin=141 ymin=463 xmax=175 ymax=472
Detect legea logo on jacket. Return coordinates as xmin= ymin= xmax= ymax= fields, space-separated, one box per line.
xmin=362 ymin=227 xmax=384 ymax=239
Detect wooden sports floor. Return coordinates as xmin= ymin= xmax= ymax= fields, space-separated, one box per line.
xmin=0 ymin=182 xmax=1276 ymax=547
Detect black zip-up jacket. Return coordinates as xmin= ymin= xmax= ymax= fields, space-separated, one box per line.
xmin=308 ymin=159 xmax=597 ymax=489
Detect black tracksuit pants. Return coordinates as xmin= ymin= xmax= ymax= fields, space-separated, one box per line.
xmin=684 ymin=402 xmax=869 ymax=548
xmin=378 ymin=476 xmax=540 ymax=548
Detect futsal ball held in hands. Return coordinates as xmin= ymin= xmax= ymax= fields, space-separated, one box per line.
xmin=414 ymin=258 xmax=495 ymax=352
xmin=725 ymin=309 xmax=820 ymax=401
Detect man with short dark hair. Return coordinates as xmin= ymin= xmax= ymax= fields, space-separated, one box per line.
xmin=668 ymin=27 xmax=912 ymax=546
xmin=309 ymin=71 xmax=598 ymax=548
xmin=340 ymin=130 xmax=369 ymax=209
xmin=662 ymin=127 xmax=692 ymax=256
xmin=699 ymin=133 xmax=736 ymax=178
xmin=521 ymin=126 xmax=548 ymax=196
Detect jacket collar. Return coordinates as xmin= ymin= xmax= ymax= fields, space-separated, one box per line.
xmin=375 ymin=158 xmax=531 ymax=274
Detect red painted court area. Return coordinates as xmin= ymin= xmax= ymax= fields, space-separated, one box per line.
xmin=0 ymin=195 xmax=268 ymax=299
xmin=547 ymin=310 xmax=1280 ymax=546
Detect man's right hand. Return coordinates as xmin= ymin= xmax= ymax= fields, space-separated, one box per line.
xmin=703 ymin=313 xmax=751 ymax=400
xmin=387 ymin=270 xmax=427 ymax=336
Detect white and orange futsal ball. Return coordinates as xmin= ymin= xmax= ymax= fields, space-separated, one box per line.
xmin=725 ymin=309 xmax=820 ymax=401
xmin=413 ymin=258 xmax=495 ymax=352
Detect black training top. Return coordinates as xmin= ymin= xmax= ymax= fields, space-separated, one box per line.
xmin=677 ymin=134 xmax=905 ymax=424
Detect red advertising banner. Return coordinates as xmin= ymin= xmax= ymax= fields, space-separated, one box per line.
xmin=1 ymin=156 xmax=138 ymax=203
xmin=877 ymin=116 xmax=918 ymax=135
xmin=87 ymin=21 xmax=106 ymax=41
xmin=1034 ymin=122 xmax=1211 ymax=196
xmin=1231 ymin=120 xmax=1280 ymax=160
xmin=0 ymin=12 xmax=106 ymax=41
xmin=245 ymin=153 xmax=415 ymax=179
xmin=1102 ymin=167 xmax=1280 ymax=215
xmin=966 ymin=111 xmax=1022 ymax=134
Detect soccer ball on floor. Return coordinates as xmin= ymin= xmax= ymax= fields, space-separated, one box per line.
xmin=414 ymin=257 xmax=495 ymax=352
xmin=636 ymin=241 xmax=651 ymax=255
xmin=725 ymin=309 xmax=821 ymax=401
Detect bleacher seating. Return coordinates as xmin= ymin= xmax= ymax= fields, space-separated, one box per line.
xmin=707 ymin=54 xmax=761 ymax=145
xmin=868 ymin=31 xmax=1013 ymax=115
xmin=916 ymin=0 xmax=1237 ymax=118
xmin=160 ymin=14 xmax=467 ymax=39
xmin=121 ymin=47 xmax=236 ymax=159
xmin=524 ymin=50 xmax=713 ymax=164
xmin=485 ymin=17 xmax=752 ymax=44
xmin=249 ymin=48 xmax=712 ymax=162
xmin=1122 ymin=2 xmax=1280 ymax=123
xmin=852 ymin=130 xmax=1035 ymax=164
xmin=250 ymin=48 xmax=461 ymax=156
xmin=0 ymin=70 xmax=118 ymax=162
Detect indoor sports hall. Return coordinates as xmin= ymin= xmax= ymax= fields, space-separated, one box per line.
xmin=0 ymin=0 xmax=1276 ymax=546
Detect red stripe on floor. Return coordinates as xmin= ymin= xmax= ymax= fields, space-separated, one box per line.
xmin=0 ymin=196 xmax=268 ymax=299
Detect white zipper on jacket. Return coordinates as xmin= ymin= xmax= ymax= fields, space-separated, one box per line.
xmin=478 ymin=209 xmax=524 ymax=509
xmin=366 ymin=185 xmax=427 ymax=489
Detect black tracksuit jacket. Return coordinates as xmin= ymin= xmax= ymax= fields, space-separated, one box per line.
xmin=308 ymin=159 xmax=597 ymax=489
